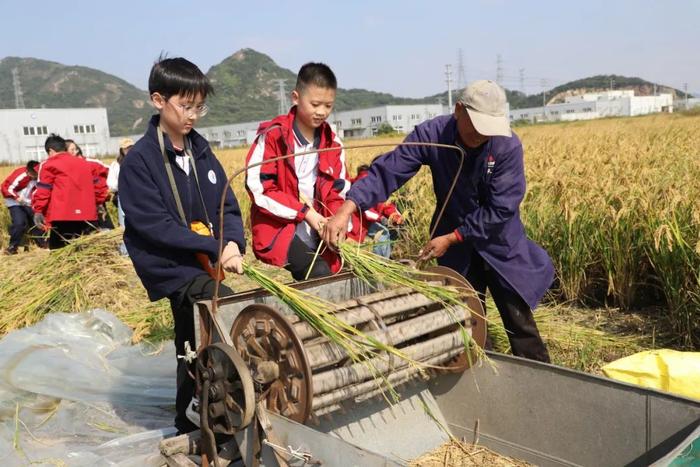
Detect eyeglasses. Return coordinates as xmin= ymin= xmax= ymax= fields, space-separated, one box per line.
xmin=152 ymin=93 xmax=210 ymax=117
xmin=171 ymin=101 xmax=209 ymax=118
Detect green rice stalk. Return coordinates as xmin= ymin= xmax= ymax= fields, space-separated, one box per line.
xmin=243 ymin=264 xmax=427 ymax=402
xmin=338 ymin=241 xmax=486 ymax=364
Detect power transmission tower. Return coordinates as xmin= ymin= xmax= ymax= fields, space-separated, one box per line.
xmin=272 ymin=79 xmax=288 ymax=115
xmin=445 ymin=64 xmax=453 ymax=109
xmin=496 ymin=54 xmax=503 ymax=85
xmin=12 ymin=68 xmax=25 ymax=109
xmin=456 ymin=48 xmax=466 ymax=89
xmin=519 ymin=68 xmax=525 ymax=94
xmin=609 ymin=77 xmax=615 ymax=91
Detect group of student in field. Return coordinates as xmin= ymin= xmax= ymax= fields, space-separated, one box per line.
xmin=6 ymin=56 xmax=556 ymax=434
xmin=1 ymin=136 xmax=134 ymax=253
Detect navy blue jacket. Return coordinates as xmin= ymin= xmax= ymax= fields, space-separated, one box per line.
xmin=119 ymin=116 xmax=246 ymax=301
xmin=347 ymin=115 xmax=554 ymax=309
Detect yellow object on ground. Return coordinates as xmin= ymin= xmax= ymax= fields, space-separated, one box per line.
xmin=602 ymin=349 xmax=700 ymax=401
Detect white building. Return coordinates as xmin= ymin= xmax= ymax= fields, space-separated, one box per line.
xmin=509 ymin=91 xmax=673 ymax=123
xmin=331 ymin=104 xmax=446 ymax=138
xmin=0 ymin=108 xmax=111 ymax=164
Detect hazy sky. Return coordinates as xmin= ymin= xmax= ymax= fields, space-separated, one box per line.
xmin=2 ymin=0 xmax=698 ymax=96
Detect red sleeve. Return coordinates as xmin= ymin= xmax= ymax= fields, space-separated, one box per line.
xmin=377 ymin=201 xmax=398 ymax=219
xmin=32 ymin=163 xmax=54 ymax=215
xmin=319 ymin=142 xmax=349 ymax=217
xmin=91 ymin=162 xmax=109 ymax=204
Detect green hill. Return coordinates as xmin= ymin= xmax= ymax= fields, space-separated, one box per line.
xmin=203 ymin=48 xmax=424 ymax=125
xmin=0 ymin=57 xmax=152 ymax=136
xmin=0 ymin=52 xmax=689 ymax=136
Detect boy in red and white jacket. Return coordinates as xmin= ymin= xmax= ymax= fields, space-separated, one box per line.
xmin=32 ymin=134 xmax=108 ymax=249
xmin=245 ymin=62 xmax=352 ymax=280
xmin=2 ymin=160 xmax=43 ymax=254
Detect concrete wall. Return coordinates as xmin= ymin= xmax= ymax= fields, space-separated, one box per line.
xmin=0 ymin=108 xmax=111 ymax=163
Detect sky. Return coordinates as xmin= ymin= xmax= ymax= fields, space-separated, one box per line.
xmin=1 ymin=0 xmax=698 ymax=97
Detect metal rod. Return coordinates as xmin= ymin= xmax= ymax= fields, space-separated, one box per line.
xmin=312 ymin=330 xmax=466 ymax=394
xmin=312 ymin=347 xmax=464 ymax=411
xmin=292 ymin=292 xmax=436 ymax=341
xmin=304 ymin=306 xmax=468 ymax=370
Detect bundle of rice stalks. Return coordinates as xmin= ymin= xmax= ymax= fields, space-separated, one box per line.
xmin=338 ymin=241 xmax=486 ymax=362
xmin=243 ymin=264 xmax=425 ymax=401
xmin=0 ymin=230 xmax=171 ymax=342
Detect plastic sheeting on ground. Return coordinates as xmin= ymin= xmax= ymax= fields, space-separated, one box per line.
xmin=0 ymin=309 xmax=178 ymax=466
xmin=602 ymin=349 xmax=700 ymax=401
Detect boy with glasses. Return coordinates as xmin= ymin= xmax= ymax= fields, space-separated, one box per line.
xmin=118 ymin=56 xmax=246 ymax=433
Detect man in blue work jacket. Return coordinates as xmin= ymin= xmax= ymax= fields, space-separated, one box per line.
xmin=323 ymin=80 xmax=553 ymax=362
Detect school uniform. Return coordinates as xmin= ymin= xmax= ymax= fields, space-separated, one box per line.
xmin=119 ymin=115 xmax=246 ymax=432
xmin=2 ymin=167 xmax=43 ymax=251
xmin=245 ymin=107 xmax=352 ymax=280
xmin=32 ymin=153 xmax=107 ymax=249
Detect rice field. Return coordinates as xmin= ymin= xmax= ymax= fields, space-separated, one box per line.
xmin=0 ymin=111 xmax=698 ymax=353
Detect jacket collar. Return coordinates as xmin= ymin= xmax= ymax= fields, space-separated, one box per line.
xmin=146 ymin=115 xmax=209 ymax=159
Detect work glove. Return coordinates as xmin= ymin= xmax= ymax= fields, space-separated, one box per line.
xmin=33 ymin=213 xmax=46 ymax=229
xmin=97 ymin=204 xmax=107 ymax=221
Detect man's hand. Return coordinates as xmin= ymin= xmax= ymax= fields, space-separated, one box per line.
xmin=221 ymin=241 xmax=243 ymax=274
xmin=322 ymin=200 xmax=357 ymax=247
xmin=33 ymin=213 xmax=46 ymax=230
xmin=304 ymin=208 xmax=328 ymax=235
xmin=418 ymin=232 xmax=460 ymax=260
xmin=388 ymin=212 xmax=404 ymax=226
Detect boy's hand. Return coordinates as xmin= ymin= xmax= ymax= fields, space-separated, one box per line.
xmin=33 ymin=213 xmax=46 ymax=229
xmin=418 ymin=233 xmax=460 ymax=260
xmin=322 ymin=200 xmax=357 ymax=247
xmin=221 ymin=241 xmax=243 ymax=274
xmin=388 ymin=212 xmax=404 ymax=226
xmin=305 ymin=208 xmax=328 ymax=235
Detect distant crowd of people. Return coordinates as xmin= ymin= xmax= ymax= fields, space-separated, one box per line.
xmin=1 ymin=135 xmax=134 ymax=253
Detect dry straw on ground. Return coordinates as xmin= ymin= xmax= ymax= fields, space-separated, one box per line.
xmin=409 ymin=440 xmax=533 ymax=466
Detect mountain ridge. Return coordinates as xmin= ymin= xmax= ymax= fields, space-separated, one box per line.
xmin=0 ymin=50 xmax=688 ymax=136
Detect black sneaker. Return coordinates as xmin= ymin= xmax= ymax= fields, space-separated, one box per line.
xmin=4 ymin=246 xmax=18 ymax=255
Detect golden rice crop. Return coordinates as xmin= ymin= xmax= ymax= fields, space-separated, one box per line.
xmin=1 ymin=113 xmax=698 ymax=348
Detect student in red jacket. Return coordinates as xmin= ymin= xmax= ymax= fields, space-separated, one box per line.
xmin=2 ymin=160 xmax=44 ymax=254
xmin=32 ymin=134 xmax=107 ymax=249
xmin=245 ymin=62 xmax=352 ymax=280
xmin=66 ymin=139 xmax=114 ymax=230
xmin=353 ymin=163 xmax=403 ymax=258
